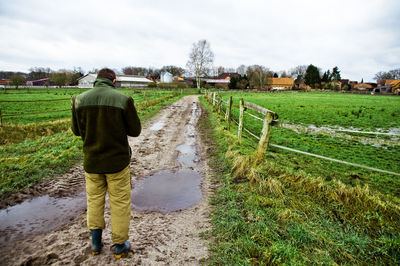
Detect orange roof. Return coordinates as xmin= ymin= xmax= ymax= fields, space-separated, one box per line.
xmin=354 ymin=83 xmax=374 ymax=89
xmin=267 ymin=78 xmax=294 ymax=87
xmin=385 ymin=79 xmax=396 ymax=86
xmin=388 ymin=79 xmax=400 ymax=85
xmin=391 ymin=80 xmax=400 ymax=89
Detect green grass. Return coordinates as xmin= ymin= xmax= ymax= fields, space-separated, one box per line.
xmin=0 ymin=131 xmax=82 ymax=198
xmin=199 ymin=96 xmax=400 ymax=265
xmin=214 ymin=92 xmax=400 ymax=198
xmin=0 ymin=88 xmax=192 ymax=124
xmin=223 ymin=92 xmax=400 ymax=130
xmin=0 ymin=93 xmax=185 ymax=199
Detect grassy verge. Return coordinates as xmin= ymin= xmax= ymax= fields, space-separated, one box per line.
xmin=0 ymin=94 xmax=183 ymax=199
xmin=199 ymin=96 xmax=400 ymax=265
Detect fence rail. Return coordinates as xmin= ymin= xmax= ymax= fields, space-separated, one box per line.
xmin=0 ymin=92 xmax=179 ymax=126
xmin=0 ymin=98 xmax=70 ymax=103
xmin=205 ymin=90 xmax=400 ymax=176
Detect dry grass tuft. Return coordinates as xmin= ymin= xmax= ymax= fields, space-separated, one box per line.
xmin=277 ymin=208 xmax=293 ymax=224
xmin=0 ymin=119 xmax=70 ymax=145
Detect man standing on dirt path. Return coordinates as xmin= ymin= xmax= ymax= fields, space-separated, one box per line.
xmin=71 ymin=68 xmax=141 ymax=258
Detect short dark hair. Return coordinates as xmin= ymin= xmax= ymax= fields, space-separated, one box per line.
xmin=97 ymin=68 xmax=116 ymax=81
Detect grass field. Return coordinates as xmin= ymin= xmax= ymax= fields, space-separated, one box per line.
xmin=0 ymin=87 xmax=185 ymax=124
xmin=225 ymin=92 xmax=400 ymax=130
xmin=218 ymin=92 xmax=400 ymax=198
xmin=199 ymin=94 xmax=400 ymax=265
xmin=0 ymin=88 xmax=188 ymax=199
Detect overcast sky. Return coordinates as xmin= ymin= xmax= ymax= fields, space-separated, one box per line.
xmin=0 ymin=0 xmax=399 ymax=81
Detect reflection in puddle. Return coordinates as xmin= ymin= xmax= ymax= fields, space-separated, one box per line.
xmin=0 ymin=191 xmax=86 ymax=244
xmin=150 ymin=120 xmax=165 ymax=131
xmin=132 ymin=102 xmax=203 ymax=213
xmin=132 ymin=169 xmax=202 ymax=214
xmin=176 ymin=143 xmax=199 ymax=169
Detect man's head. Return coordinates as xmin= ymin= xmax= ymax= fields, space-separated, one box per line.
xmin=97 ymin=68 xmax=116 ymax=83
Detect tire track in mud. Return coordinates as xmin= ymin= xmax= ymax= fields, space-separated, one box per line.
xmin=1 ymin=95 xmax=212 ymax=265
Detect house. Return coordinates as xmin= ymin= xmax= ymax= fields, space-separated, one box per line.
xmin=78 ymin=74 xmax=153 ymax=88
xmin=160 ymin=72 xmax=173 ymax=83
xmin=391 ymin=80 xmax=400 ymax=94
xmin=266 ymin=77 xmax=294 ymax=90
xmin=353 ymin=83 xmax=376 ymax=91
xmin=77 ymin=74 xmax=97 ymax=88
xmin=380 ymin=80 xmax=400 ymax=93
xmin=173 ymin=76 xmax=184 ymax=82
xmin=217 ymin=73 xmax=240 ymax=80
xmin=348 ymin=81 xmax=358 ymax=88
xmin=0 ymin=79 xmax=10 ymax=86
xmin=204 ymin=78 xmax=230 ymax=88
xmin=26 ymin=78 xmax=50 ymax=86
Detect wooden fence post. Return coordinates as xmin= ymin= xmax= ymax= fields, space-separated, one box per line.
xmin=238 ymin=98 xmax=244 ymax=143
xmin=217 ymin=94 xmax=222 ymax=114
xmin=143 ymin=91 xmax=146 ymax=101
xmin=212 ymin=92 xmax=216 ymax=107
xmin=256 ymin=112 xmax=274 ymax=158
xmin=226 ymin=96 xmax=232 ymax=130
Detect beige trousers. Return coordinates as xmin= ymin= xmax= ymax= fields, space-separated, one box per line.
xmin=85 ymin=165 xmax=131 ymax=244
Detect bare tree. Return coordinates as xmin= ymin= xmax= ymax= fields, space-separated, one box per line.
xmin=246 ymin=65 xmax=273 ymax=89
xmin=160 ymin=65 xmax=185 ymax=76
xmin=289 ymin=65 xmax=307 ymax=83
xmin=374 ymin=68 xmax=400 ymax=81
xmin=280 ymin=70 xmax=288 ymax=78
xmin=217 ymin=66 xmax=225 ymax=76
xmin=236 ymin=65 xmax=247 ymax=76
xmin=186 ymin=39 xmax=214 ymax=89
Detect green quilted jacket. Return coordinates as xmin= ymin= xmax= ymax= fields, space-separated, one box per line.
xmin=71 ymin=78 xmax=141 ymax=173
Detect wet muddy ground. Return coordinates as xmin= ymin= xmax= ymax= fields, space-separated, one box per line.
xmin=0 ymin=95 xmax=213 ymax=265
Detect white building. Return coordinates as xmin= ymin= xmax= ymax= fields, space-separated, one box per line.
xmin=160 ymin=72 xmax=173 ymax=83
xmin=77 ymin=74 xmax=97 ymax=88
xmin=78 ymin=74 xmax=153 ymax=88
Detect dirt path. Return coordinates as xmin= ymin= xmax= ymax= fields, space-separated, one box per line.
xmin=0 ymin=95 xmax=213 ymax=265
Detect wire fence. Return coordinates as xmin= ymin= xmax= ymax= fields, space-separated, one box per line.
xmin=205 ymin=91 xmax=400 ymax=177
xmin=0 ymin=91 xmax=180 ymax=126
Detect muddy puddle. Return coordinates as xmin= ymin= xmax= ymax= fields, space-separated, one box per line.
xmin=132 ymin=102 xmax=202 ymax=213
xmin=150 ymin=120 xmax=165 ymax=131
xmin=0 ymin=191 xmax=86 ymax=245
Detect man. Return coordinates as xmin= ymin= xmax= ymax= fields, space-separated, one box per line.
xmin=71 ymin=68 xmax=141 ymax=258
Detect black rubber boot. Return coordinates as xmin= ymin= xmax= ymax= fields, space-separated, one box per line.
xmin=90 ymin=229 xmax=102 ymax=255
xmin=111 ymin=241 xmax=130 ymax=258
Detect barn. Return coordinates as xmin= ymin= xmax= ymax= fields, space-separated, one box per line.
xmin=78 ymin=74 xmax=153 ymax=88
xmin=266 ymin=78 xmax=294 ymax=90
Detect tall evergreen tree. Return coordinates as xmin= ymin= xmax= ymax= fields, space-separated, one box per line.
xmin=304 ymin=64 xmax=321 ymax=87
xmin=331 ymin=66 xmax=341 ymax=81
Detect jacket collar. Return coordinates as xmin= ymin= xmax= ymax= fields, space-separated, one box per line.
xmin=93 ymin=78 xmax=116 ymax=88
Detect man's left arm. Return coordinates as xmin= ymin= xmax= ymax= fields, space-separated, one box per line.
xmin=124 ymin=97 xmax=141 ymax=137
